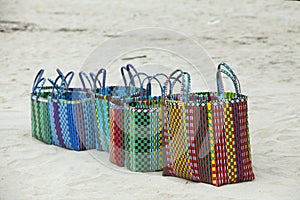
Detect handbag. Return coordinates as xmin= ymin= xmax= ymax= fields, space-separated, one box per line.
xmin=31 ymin=69 xmax=53 ymax=144
xmin=93 ymin=64 xmax=142 ymax=152
xmin=162 ymin=63 xmax=255 ymax=186
xmin=123 ymin=73 xmax=168 ymax=172
xmin=109 ymin=65 xmax=148 ymax=166
xmin=47 ymin=70 xmax=97 ymax=151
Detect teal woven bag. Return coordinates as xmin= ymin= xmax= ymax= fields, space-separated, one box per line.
xmin=93 ymin=64 xmax=142 ymax=153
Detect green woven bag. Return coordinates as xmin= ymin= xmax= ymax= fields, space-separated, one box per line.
xmin=31 ymin=69 xmax=52 ymax=144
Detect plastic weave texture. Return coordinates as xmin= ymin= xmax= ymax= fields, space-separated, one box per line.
xmin=124 ymin=97 xmax=163 ymax=172
xmin=31 ymin=87 xmax=53 ymax=144
xmin=48 ymin=90 xmax=97 ymax=151
xmin=95 ymin=86 xmax=140 ymax=152
xmin=163 ymin=64 xmax=255 ymax=186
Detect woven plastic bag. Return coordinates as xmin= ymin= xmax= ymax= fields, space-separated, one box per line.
xmin=109 ymin=65 xmax=146 ymax=166
xmin=123 ymin=73 xmax=170 ymax=172
xmin=47 ymin=70 xmax=97 ymax=151
xmin=93 ymin=64 xmax=141 ymax=152
xmin=31 ymin=69 xmax=53 ymax=144
xmin=162 ymin=63 xmax=255 ymax=186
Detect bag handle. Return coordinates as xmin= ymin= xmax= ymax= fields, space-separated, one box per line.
xmin=121 ymin=64 xmax=141 ymax=87
xmin=79 ymin=71 xmax=93 ymax=90
xmin=90 ymin=72 xmax=102 ymax=91
xmin=31 ymin=69 xmax=46 ymax=99
xmin=216 ymin=63 xmax=241 ymax=99
xmin=217 ymin=62 xmax=241 ymax=96
xmin=48 ymin=74 xmax=65 ymax=99
xmin=169 ymin=72 xmax=188 ymax=96
xmin=56 ymin=68 xmax=74 ymax=90
xmin=92 ymin=68 xmax=106 ymax=93
xmin=128 ymin=72 xmax=149 ymax=96
xmin=48 ymin=69 xmax=74 ymax=99
xmin=140 ymin=73 xmax=169 ymax=100
xmin=164 ymin=69 xmax=191 ymax=103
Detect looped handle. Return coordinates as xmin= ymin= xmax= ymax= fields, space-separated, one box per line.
xmin=93 ymin=68 xmax=106 ymax=93
xmin=217 ymin=62 xmax=241 ymax=99
xmin=48 ymin=75 xmax=64 ymax=99
xmin=121 ymin=64 xmax=141 ymax=87
xmin=32 ymin=69 xmax=44 ymax=91
xmin=164 ymin=69 xmax=191 ymax=103
xmin=90 ymin=72 xmax=102 ymax=91
xmin=56 ymin=68 xmax=74 ymax=90
xmin=31 ymin=69 xmax=46 ymax=99
xmin=128 ymin=72 xmax=148 ymax=96
xmin=217 ymin=62 xmax=241 ymax=94
xmin=79 ymin=71 xmax=93 ymax=90
xmin=169 ymin=72 xmax=188 ymax=96
xmin=140 ymin=73 xmax=169 ymax=99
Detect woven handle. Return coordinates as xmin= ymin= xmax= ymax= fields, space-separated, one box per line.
xmin=128 ymin=72 xmax=149 ymax=96
xmin=216 ymin=62 xmax=241 ymax=99
xmin=140 ymin=73 xmax=169 ymax=99
xmin=48 ymin=69 xmax=74 ymax=99
xmin=79 ymin=71 xmax=93 ymax=90
xmin=218 ymin=62 xmax=241 ymax=93
xmin=121 ymin=64 xmax=141 ymax=87
xmin=56 ymin=68 xmax=74 ymax=90
xmin=48 ymin=74 xmax=64 ymax=99
xmin=90 ymin=73 xmax=99 ymax=88
xmin=169 ymin=72 xmax=186 ymax=96
xmin=164 ymin=69 xmax=191 ymax=103
xmin=92 ymin=68 xmax=106 ymax=93
xmin=31 ymin=69 xmax=46 ymax=99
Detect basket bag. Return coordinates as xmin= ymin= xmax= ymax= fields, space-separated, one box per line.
xmin=31 ymin=69 xmax=53 ymax=144
xmin=162 ymin=63 xmax=255 ymax=186
xmin=93 ymin=64 xmax=142 ymax=152
xmin=47 ymin=70 xmax=97 ymax=151
xmin=109 ymin=65 xmax=147 ymax=167
xmin=123 ymin=73 xmax=170 ymax=172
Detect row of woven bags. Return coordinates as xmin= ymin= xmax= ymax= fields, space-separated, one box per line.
xmin=31 ymin=62 xmax=255 ymax=186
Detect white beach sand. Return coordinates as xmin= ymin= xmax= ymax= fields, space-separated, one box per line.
xmin=0 ymin=0 xmax=300 ymax=199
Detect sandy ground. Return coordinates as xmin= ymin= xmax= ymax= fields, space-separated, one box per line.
xmin=0 ymin=0 xmax=300 ymax=199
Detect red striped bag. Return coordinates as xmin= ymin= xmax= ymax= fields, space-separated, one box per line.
xmin=162 ymin=63 xmax=255 ymax=186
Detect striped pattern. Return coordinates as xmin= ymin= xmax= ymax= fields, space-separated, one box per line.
xmin=163 ymin=92 xmax=255 ymax=186
xmin=31 ymin=91 xmax=52 ymax=144
xmin=48 ymin=91 xmax=97 ymax=151
xmin=109 ymin=102 xmax=125 ymax=167
xmin=94 ymin=95 xmax=110 ymax=152
xmin=94 ymin=86 xmax=141 ymax=152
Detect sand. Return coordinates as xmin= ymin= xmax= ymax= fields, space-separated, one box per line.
xmin=0 ymin=0 xmax=300 ymax=199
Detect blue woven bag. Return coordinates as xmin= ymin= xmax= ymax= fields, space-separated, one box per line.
xmin=47 ymin=69 xmax=97 ymax=151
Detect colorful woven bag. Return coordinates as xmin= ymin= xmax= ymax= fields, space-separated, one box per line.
xmin=109 ymin=65 xmax=146 ymax=166
xmin=93 ymin=68 xmax=110 ymax=151
xmin=162 ymin=63 xmax=255 ymax=186
xmin=31 ymin=69 xmax=52 ymax=144
xmin=47 ymin=70 xmax=97 ymax=151
xmin=123 ymin=73 xmax=170 ymax=172
xmin=93 ymin=64 xmax=141 ymax=152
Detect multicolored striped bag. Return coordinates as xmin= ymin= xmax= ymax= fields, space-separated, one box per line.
xmin=93 ymin=64 xmax=141 ymax=152
xmin=31 ymin=69 xmax=52 ymax=144
xmin=123 ymin=73 xmax=168 ymax=172
xmin=162 ymin=63 xmax=255 ymax=186
xmin=109 ymin=65 xmax=145 ymax=166
xmin=47 ymin=70 xmax=97 ymax=151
